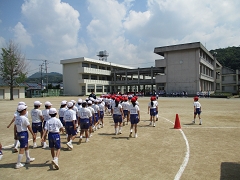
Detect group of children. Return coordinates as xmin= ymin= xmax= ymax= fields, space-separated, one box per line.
xmin=1 ymin=94 xmax=202 ymax=170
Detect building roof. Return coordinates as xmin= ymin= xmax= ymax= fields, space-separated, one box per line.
xmin=60 ymin=57 xmax=134 ymax=69
xmin=154 ymin=42 xmax=214 ymax=59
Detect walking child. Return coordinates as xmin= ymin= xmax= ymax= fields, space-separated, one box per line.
xmin=128 ymin=98 xmax=140 ymax=138
xmin=192 ymin=96 xmax=202 ymax=125
xmin=148 ymin=96 xmax=158 ymax=127
xmin=111 ymin=98 xmax=124 ymax=135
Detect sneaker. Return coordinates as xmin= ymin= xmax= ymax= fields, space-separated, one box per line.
xmin=33 ymin=144 xmax=37 ymax=148
xmin=26 ymin=158 xmax=35 ymax=164
xmin=135 ymin=134 xmax=138 ymax=138
xmin=0 ymin=155 xmax=3 ymax=160
xmin=85 ymin=138 xmax=90 ymax=143
xmin=129 ymin=132 xmax=132 ymax=138
xmin=149 ymin=122 xmax=152 ymax=126
xmin=119 ymin=130 xmax=122 ymax=134
xmin=153 ymin=123 xmax=156 ymax=127
xmin=52 ymin=159 xmax=59 ymax=170
xmin=192 ymin=120 xmax=195 ymax=124
xmin=42 ymin=144 xmax=49 ymax=149
xmin=12 ymin=148 xmax=18 ymax=153
xmin=89 ymin=134 xmax=93 ymax=138
xmin=101 ymin=124 xmax=104 ymax=128
xmin=199 ymin=122 xmax=202 ymax=125
xmin=77 ymin=138 xmax=82 ymax=145
xmin=66 ymin=142 xmax=73 ymax=149
xmin=15 ymin=163 xmax=25 ymax=169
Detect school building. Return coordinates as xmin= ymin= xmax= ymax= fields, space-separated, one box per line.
xmin=60 ymin=42 xmax=239 ymax=96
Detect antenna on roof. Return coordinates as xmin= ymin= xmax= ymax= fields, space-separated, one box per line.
xmin=97 ymin=50 xmax=109 ymax=61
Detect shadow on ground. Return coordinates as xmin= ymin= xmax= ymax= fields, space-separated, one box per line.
xmin=220 ymin=162 xmax=240 ymax=180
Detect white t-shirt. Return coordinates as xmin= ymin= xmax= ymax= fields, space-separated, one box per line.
xmin=78 ymin=108 xmax=92 ymax=119
xmin=122 ymin=101 xmax=130 ymax=110
xmin=112 ymin=104 xmax=122 ymax=115
xmin=128 ymin=104 xmax=140 ymax=114
xmin=92 ymin=104 xmax=100 ymax=113
xmin=42 ymin=109 xmax=51 ymax=122
xmin=15 ymin=115 xmax=30 ymax=132
xmin=44 ymin=117 xmax=63 ymax=133
xmin=148 ymin=101 xmax=158 ymax=109
xmin=31 ymin=109 xmax=43 ymax=123
xmin=59 ymin=107 xmax=67 ymax=118
xmin=193 ymin=101 xmax=201 ymax=108
xmin=64 ymin=109 xmax=77 ymax=122
xmin=14 ymin=111 xmax=28 ymax=118
xmin=98 ymin=103 xmax=105 ymax=111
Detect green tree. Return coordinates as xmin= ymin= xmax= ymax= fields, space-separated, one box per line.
xmin=0 ymin=40 xmax=28 ymax=100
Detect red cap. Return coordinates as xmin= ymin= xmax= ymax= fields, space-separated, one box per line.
xmin=194 ymin=96 xmax=199 ymax=101
xmin=115 ymin=98 xmax=120 ymax=102
xmin=131 ymin=98 xmax=136 ymax=102
xmin=150 ymin=96 xmax=156 ymax=101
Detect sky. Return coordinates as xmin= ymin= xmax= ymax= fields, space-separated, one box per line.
xmin=0 ymin=0 xmax=240 ymax=76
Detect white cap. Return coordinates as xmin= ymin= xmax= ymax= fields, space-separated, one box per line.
xmin=88 ymin=100 xmax=92 ymax=105
xmin=18 ymin=101 xmax=26 ymax=106
xmin=94 ymin=99 xmax=99 ymax=103
xmin=82 ymin=100 xmax=87 ymax=103
xmin=49 ymin=108 xmax=57 ymax=115
xmin=67 ymin=102 xmax=73 ymax=108
xmin=61 ymin=100 xmax=67 ymax=105
xmin=34 ymin=101 xmax=42 ymax=106
xmin=90 ymin=97 xmax=95 ymax=101
xmin=71 ymin=100 xmax=76 ymax=104
xmin=17 ymin=105 xmax=27 ymax=111
xmin=45 ymin=101 xmax=52 ymax=106
xmin=78 ymin=98 xmax=82 ymax=103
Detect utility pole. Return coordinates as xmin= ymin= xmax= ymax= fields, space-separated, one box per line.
xmin=39 ymin=63 xmax=44 ymax=91
xmin=44 ymin=60 xmax=48 ymax=92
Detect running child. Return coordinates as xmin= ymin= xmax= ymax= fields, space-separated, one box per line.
xmin=192 ymin=96 xmax=202 ymax=125
xmin=128 ymin=97 xmax=140 ymax=138
xmin=41 ymin=108 xmax=63 ymax=170
xmin=31 ymin=101 xmax=44 ymax=148
xmin=14 ymin=104 xmax=35 ymax=169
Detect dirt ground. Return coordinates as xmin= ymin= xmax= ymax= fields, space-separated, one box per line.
xmin=0 ymin=96 xmax=239 ymax=180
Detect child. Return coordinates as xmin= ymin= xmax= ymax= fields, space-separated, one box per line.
xmin=98 ymin=98 xmax=105 ymax=128
xmin=31 ymin=101 xmax=44 ymax=148
xmin=64 ymin=102 xmax=77 ymax=150
xmin=122 ymin=97 xmax=130 ymax=125
xmin=42 ymin=101 xmax=52 ymax=148
xmin=128 ymin=98 xmax=140 ymax=138
xmin=78 ymin=101 xmax=92 ymax=144
xmin=41 ymin=108 xmax=63 ymax=170
xmin=148 ymin=96 xmax=158 ymax=127
xmin=14 ymin=105 xmax=35 ymax=169
xmin=58 ymin=100 xmax=67 ymax=134
xmin=111 ymin=98 xmax=124 ymax=135
xmin=7 ymin=102 xmax=28 ymax=153
xmin=192 ymin=96 xmax=202 ymax=125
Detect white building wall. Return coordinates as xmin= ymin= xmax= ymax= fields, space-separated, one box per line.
xmin=0 ymin=86 xmax=25 ymax=99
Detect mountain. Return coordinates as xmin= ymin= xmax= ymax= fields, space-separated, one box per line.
xmin=26 ymin=72 xmax=63 ymax=83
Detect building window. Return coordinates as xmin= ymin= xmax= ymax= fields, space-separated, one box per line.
xmin=99 ymin=76 xmax=106 ymax=80
xmin=87 ymin=84 xmax=95 ymax=93
xmin=222 ymin=86 xmax=225 ymax=91
xmin=99 ymin=66 xmax=106 ymax=70
xmin=216 ymin=83 xmax=220 ymax=90
xmin=234 ymin=86 xmax=236 ymax=91
xmin=104 ymin=85 xmax=109 ymax=93
xmin=91 ymin=64 xmax=98 ymax=69
xmin=82 ymin=75 xmax=89 ymax=79
xmin=82 ymin=86 xmax=86 ymax=94
xmin=91 ymin=75 xmax=97 ymax=80
xmin=96 ymin=85 xmax=103 ymax=93
xmin=233 ymin=76 xmax=236 ymax=81
xmin=82 ymin=63 xmax=89 ymax=67
xmin=222 ymin=76 xmax=224 ymax=81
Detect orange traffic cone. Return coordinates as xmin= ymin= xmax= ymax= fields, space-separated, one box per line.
xmin=174 ymin=114 xmax=181 ymax=129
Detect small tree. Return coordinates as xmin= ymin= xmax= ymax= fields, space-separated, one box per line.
xmin=0 ymin=40 xmax=28 ymax=100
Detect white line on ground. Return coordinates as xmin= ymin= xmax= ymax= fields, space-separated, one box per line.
xmin=182 ymin=126 xmax=240 ymax=129
xmin=160 ymin=116 xmax=190 ymax=180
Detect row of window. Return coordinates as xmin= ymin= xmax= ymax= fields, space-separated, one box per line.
xmin=82 ymin=74 xmax=111 ymax=81
xmin=200 ymin=50 xmax=214 ymax=65
xmin=82 ymin=63 xmax=111 ymax=70
xmin=200 ymin=64 xmax=213 ymax=77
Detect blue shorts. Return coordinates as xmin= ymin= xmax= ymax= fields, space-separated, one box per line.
xmin=48 ymin=132 xmax=61 ymax=149
xmin=100 ymin=111 xmax=104 ymax=119
xmin=65 ymin=122 xmax=77 ymax=136
xmin=17 ymin=131 xmax=28 ymax=148
xmin=113 ymin=114 xmax=123 ymax=123
xmin=194 ymin=108 xmax=201 ymax=115
xmin=150 ymin=108 xmax=157 ymax=116
xmin=80 ymin=118 xmax=90 ymax=130
xmin=59 ymin=117 xmax=65 ymax=126
xmin=130 ymin=114 xmax=139 ymax=124
xmin=32 ymin=122 xmax=43 ymax=133
xmin=94 ymin=113 xmax=99 ymax=123
xmin=123 ymin=110 xmax=128 ymax=117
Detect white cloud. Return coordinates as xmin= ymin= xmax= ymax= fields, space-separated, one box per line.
xmin=0 ymin=36 xmax=6 ymax=48
xmin=21 ymin=0 xmax=81 ymax=51
xmin=13 ymin=22 xmax=33 ymax=48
